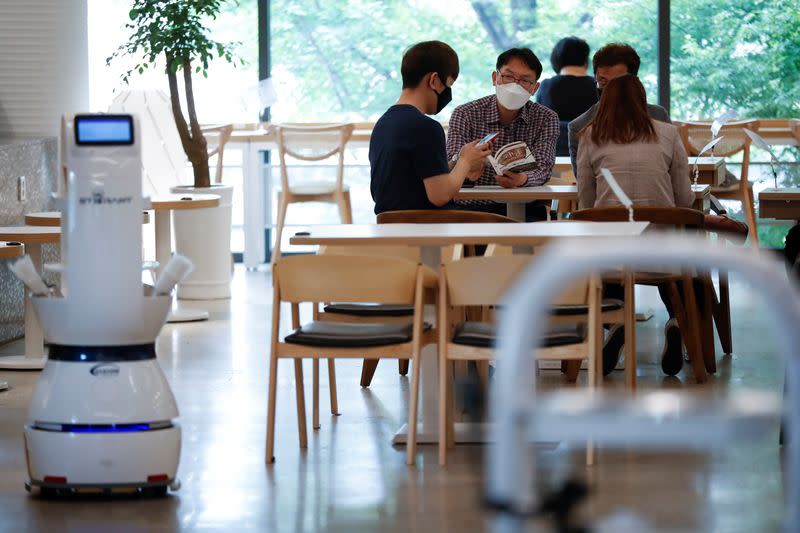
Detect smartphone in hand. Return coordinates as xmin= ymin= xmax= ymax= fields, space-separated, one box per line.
xmin=476 ymin=131 xmax=500 ymax=147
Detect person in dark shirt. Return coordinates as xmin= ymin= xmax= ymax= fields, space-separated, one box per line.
xmin=535 ymin=37 xmax=598 ymax=156
xmin=370 ymin=40 xmax=491 ymax=214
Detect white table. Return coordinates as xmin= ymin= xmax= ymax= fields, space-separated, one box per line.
xmin=291 ymin=221 xmax=650 ymax=444
xmin=455 ymin=184 xmax=711 ymax=221
xmin=0 ymin=227 xmax=60 ymax=370
xmin=150 ymin=194 xmax=221 ymax=322
xmin=0 ymin=241 xmax=25 ymax=388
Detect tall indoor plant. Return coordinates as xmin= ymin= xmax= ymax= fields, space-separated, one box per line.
xmin=109 ymin=0 xmax=240 ymax=300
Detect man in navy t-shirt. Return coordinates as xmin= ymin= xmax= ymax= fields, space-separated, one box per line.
xmin=370 ymin=41 xmax=491 ymax=214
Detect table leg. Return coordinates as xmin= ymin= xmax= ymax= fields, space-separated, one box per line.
xmin=0 ymin=243 xmax=47 ymax=370
xmin=244 ymin=142 xmax=266 ymax=270
xmin=393 ymin=245 xmax=492 ymax=444
xmin=506 ymin=202 xmax=526 ymax=222
xmin=154 ymin=209 xmax=209 ymax=323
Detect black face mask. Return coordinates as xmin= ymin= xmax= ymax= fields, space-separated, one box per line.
xmin=433 ymin=85 xmax=452 ymax=114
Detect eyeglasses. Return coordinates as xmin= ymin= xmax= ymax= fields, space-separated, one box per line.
xmin=496 ymin=71 xmax=537 ymax=92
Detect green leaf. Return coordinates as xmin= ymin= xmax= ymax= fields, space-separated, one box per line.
xmin=129 ymin=8 xmax=138 ymax=20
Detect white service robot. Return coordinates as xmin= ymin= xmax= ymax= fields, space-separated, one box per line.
xmin=21 ymin=113 xmax=185 ymax=496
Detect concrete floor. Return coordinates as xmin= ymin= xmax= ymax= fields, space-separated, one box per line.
xmin=0 ymin=267 xmax=788 ymax=532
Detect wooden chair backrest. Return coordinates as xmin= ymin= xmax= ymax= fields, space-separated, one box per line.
xmin=571 ymin=206 xmax=705 ymax=232
xmin=376 ymin=209 xmax=517 ymax=224
xmin=202 ymin=124 xmax=234 ymax=183
xmin=275 ymin=254 xmax=418 ymax=304
xmin=791 ymin=119 xmax=800 ymax=144
xmin=675 ymin=119 xmax=760 ymax=157
xmin=274 ymin=123 xmax=355 ymax=193
xmin=443 ymin=255 xmax=588 ymax=307
xmin=319 ymin=244 xmax=420 ymax=263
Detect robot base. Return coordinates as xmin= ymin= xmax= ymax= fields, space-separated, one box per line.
xmin=24 ymin=424 xmax=180 ymax=498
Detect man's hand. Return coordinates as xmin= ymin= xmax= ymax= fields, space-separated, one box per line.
xmin=496 ymin=170 xmax=527 ymax=188
xmin=459 ymin=139 xmax=492 ymax=167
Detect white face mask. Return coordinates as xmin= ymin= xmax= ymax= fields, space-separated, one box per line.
xmin=495 ymin=81 xmax=531 ymax=111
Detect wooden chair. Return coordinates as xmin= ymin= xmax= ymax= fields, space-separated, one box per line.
xmin=437 ymin=255 xmax=603 ymax=465
xmin=201 ymin=124 xmax=234 ymax=184
xmin=675 ymin=119 xmax=760 ymax=246
xmin=266 ymin=254 xmax=436 ymax=466
xmin=271 ymin=123 xmax=355 ymax=266
xmin=791 ymin=119 xmax=800 ymax=145
xmin=349 ymin=209 xmax=517 ymax=387
xmin=316 ymin=244 xmax=425 ymax=387
xmin=570 ymin=206 xmax=711 ymax=382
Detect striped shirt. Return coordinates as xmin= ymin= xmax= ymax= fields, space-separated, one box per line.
xmin=446 ymin=95 xmax=559 ymax=208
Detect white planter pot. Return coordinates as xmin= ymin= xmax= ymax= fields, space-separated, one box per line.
xmin=170 ymin=184 xmax=233 ymax=300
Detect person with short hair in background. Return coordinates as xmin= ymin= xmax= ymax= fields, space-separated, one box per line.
xmin=370 ymin=40 xmax=491 ymax=214
xmin=536 ymin=36 xmax=598 ymax=156
xmin=446 ymin=47 xmax=559 ymax=221
xmin=568 ymin=42 xmax=670 ymax=174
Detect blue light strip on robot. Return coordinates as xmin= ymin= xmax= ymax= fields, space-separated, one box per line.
xmin=61 ymin=424 xmax=152 ymax=433
xmin=31 ymin=421 xmax=173 ymax=433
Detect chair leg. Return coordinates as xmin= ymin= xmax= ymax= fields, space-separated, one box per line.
xmin=294 ymin=359 xmax=308 ymax=448
xmin=742 ymin=187 xmax=759 ymax=247
xmin=337 ymin=191 xmax=353 ymax=224
xmin=312 ymin=358 xmax=320 ymax=430
xmin=265 ymin=353 xmax=279 ymax=463
xmin=564 ymin=360 xmax=581 ymax=383
xmin=271 ymin=193 xmax=289 ymax=267
xmin=406 ymin=350 xmax=422 ymax=466
xmin=398 ymin=359 xmax=410 ymax=376
xmin=712 ymin=270 xmax=733 ymax=355
xmin=360 ymin=359 xmax=380 ymax=387
xmin=327 ymin=358 xmax=339 ymax=415
xmin=672 ymin=278 xmax=707 ymax=383
xmin=439 ymin=354 xmax=449 ymax=466
xmin=623 ymin=273 xmax=636 ymax=389
xmin=699 ymin=274 xmax=717 ymax=373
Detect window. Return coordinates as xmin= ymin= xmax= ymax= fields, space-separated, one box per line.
xmin=88 ymin=0 xmax=259 ymax=253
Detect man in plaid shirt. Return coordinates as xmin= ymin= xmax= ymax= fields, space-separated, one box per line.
xmin=446 ymin=48 xmax=559 ymax=221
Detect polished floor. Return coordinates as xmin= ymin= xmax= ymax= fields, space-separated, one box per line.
xmin=0 ymin=267 xmax=788 ymax=532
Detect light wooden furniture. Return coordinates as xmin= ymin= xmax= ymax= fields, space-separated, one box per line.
xmin=271 ymin=123 xmax=355 ymax=267
xmin=149 ymin=194 xmax=221 ymax=322
xmin=354 ymin=209 xmax=518 ymax=388
xmin=437 ymin=255 xmax=602 ymax=465
xmin=676 ymin=119 xmax=760 ymax=246
xmin=25 ymin=211 xmax=150 ymax=226
xmin=316 ymin=244 xmax=423 ymax=388
xmin=791 ymin=119 xmax=800 ymax=145
xmin=571 ymin=207 xmax=712 ymax=382
xmin=0 ymin=241 xmax=24 ymax=390
xmin=0 ymin=226 xmax=60 ymax=370
xmin=201 ymin=124 xmax=234 ymax=184
xmin=266 ymin=254 xmax=436 ymax=466
xmin=290 ymin=221 xmax=650 ymax=446
xmin=759 ymin=188 xmax=800 ymax=222
xmin=454 ymin=184 xmax=711 ymax=220
xmin=0 ymin=240 xmax=24 ymax=259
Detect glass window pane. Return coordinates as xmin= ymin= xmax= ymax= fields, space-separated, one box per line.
xmin=270 ymin=0 xmax=659 ymax=123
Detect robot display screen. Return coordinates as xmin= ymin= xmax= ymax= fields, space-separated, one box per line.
xmin=75 ymin=115 xmax=134 ymax=145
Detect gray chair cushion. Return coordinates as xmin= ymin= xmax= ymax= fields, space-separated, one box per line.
xmin=451 ymin=322 xmax=584 ymax=349
xmin=551 ymin=299 xmax=623 ymax=316
xmin=323 ymin=303 xmax=414 ymax=317
xmin=284 ymin=321 xmax=429 ymax=348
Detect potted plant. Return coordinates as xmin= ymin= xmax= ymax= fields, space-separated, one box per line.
xmin=108 ymin=0 xmax=240 ymax=299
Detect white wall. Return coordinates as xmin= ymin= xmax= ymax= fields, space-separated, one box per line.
xmin=0 ymin=0 xmax=89 ymax=139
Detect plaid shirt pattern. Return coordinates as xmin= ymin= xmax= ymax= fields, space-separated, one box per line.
xmin=446 ymin=95 xmax=559 ymax=207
